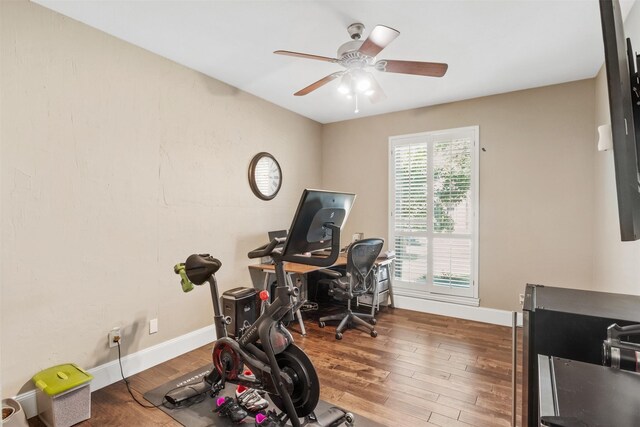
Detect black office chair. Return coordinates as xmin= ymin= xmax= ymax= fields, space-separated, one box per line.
xmin=318 ymin=238 xmax=384 ymax=340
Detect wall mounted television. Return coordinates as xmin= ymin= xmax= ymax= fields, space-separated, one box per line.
xmin=600 ymin=0 xmax=640 ymax=241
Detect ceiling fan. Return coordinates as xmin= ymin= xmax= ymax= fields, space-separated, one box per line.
xmin=274 ymin=23 xmax=448 ymax=108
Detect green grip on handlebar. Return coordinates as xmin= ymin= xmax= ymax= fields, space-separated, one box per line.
xmin=174 ymin=263 xmax=194 ymax=293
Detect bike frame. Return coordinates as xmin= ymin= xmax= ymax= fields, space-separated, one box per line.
xmin=207 ymin=223 xmax=341 ymax=427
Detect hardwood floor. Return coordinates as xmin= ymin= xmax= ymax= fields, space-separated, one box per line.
xmin=29 ymin=307 xmax=520 ymax=426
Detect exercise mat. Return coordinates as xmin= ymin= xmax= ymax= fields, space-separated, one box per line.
xmin=144 ymin=365 xmax=385 ymax=426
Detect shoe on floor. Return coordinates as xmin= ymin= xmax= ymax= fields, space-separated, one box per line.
xmin=214 ymin=396 xmax=248 ymax=423
xmin=241 ymin=369 xmax=266 ymax=396
xmin=236 ymin=385 xmax=269 ymax=412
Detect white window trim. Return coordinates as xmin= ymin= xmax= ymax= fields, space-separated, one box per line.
xmin=388 ymin=126 xmax=480 ymax=306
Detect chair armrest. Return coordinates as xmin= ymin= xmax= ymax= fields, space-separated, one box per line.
xmin=317 ymin=269 xmax=343 ymax=279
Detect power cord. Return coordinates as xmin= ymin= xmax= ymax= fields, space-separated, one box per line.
xmin=115 ymin=339 xmax=207 ymax=409
xmin=116 ymin=339 xmax=164 ymax=408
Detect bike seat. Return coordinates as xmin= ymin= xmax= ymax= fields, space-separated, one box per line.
xmin=185 ymin=254 xmax=221 ymax=285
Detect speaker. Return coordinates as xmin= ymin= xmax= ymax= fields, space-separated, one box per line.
xmin=221 ymin=287 xmax=257 ymax=338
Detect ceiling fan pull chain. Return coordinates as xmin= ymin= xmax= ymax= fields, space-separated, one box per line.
xmin=354 ymin=94 xmax=359 ymax=114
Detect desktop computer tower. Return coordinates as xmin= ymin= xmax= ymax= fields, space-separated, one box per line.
xmin=221 ymin=287 xmax=257 ymax=338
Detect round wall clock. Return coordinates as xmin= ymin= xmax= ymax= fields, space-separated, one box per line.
xmin=248 ymin=152 xmax=282 ymax=200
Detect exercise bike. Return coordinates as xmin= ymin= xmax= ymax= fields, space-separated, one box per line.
xmin=171 ymin=190 xmax=357 ymax=427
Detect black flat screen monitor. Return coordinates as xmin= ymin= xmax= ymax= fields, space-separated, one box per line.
xmin=267 ymin=229 xmax=288 ymax=251
xmin=281 ymin=189 xmax=356 ymax=256
xmin=268 ymin=230 xmax=288 ymax=241
xmin=600 ymin=0 xmax=640 ymax=241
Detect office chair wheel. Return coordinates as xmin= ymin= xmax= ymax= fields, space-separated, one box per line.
xmin=370 ymin=318 xmax=377 ymax=325
xmin=335 ymin=332 xmax=343 ymax=340
xmin=370 ymin=330 xmax=378 ymax=338
xmin=344 ymin=412 xmax=355 ymax=426
xmin=318 ymin=321 xmax=325 ymax=328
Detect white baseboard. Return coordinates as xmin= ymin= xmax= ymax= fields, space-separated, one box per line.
xmin=394 ymin=295 xmax=523 ymax=327
xmin=15 ymin=325 xmax=216 ymax=419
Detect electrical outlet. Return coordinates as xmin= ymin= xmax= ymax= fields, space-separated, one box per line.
xmin=109 ymin=327 xmax=121 ymax=348
xmin=519 ymin=294 xmax=525 ymax=306
xmin=149 ymin=318 xmax=158 ymax=334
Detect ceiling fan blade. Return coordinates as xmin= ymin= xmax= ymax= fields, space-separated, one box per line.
xmin=358 ymin=25 xmax=400 ymax=57
xmin=294 ymin=72 xmax=344 ymax=96
xmin=367 ymin=75 xmax=387 ymax=104
xmin=375 ymin=60 xmax=448 ymax=77
xmin=274 ymin=50 xmax=338 ymax=63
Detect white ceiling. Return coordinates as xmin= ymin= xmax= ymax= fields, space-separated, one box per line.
xmin=34 ymin=0 xmax=635 ymax=124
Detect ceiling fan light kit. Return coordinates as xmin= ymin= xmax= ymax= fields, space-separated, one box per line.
xmin=337 ymin=73 xmax=352 ymax=95
xmin=274 ymin=22 xmax=448 ymax=113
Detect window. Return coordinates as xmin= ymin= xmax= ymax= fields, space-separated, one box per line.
xmin=389 ymin=126 xmax=479 ymax=303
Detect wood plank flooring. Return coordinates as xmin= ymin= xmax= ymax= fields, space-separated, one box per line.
xmin=29 ymin=307 xmax=520 ymax=426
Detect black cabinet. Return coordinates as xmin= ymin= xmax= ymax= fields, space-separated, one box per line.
xmin=522 ymin=284 xmax=640 ymax=427
xmin=538 ymin=356 xmax=640 ymax=426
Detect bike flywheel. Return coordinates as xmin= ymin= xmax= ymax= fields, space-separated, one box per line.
xmin=269 ymin=344 xmax=320 ymax=417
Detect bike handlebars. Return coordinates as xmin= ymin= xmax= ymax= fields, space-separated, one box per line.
xmin=247 ymin=224 xmax=342 ymax=267
xmin=247 ymin=238 xmax=285 ymax=259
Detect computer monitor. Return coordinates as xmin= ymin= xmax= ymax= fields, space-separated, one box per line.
xmin=267 ymin=230 xmax=288 ymax=257
xmin=281 ymin=189 xmax=356 ymax=258
xmin=268 ymin=229 xmax=288 ymax=247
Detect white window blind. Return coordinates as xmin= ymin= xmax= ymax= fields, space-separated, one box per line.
xmin=389 ymin=127 xmax=478 ymax=300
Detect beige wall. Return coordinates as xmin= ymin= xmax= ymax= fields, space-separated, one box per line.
xmin=591 ymin=2 xmax=640 ymax=294
xmin=322 ymin=80 xmax=596 ymax=311
xmin=0 ymin=0 xmax=322 ymax=396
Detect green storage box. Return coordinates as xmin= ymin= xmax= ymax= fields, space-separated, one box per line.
xmin=32 ymin=364 xmax=93 ymax=427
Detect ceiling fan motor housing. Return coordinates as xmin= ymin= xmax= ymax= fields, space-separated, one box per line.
xmin=337 ymin=40 xmax=364 ymax=58
xmin=339 ymin=24 xmax=375 ymax=68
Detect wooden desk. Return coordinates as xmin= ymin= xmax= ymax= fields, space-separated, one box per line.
xmin=248 ymin=254 xmax=348 ymax=275
xmin=248 ymin=255 xmax=395 ymax=330
xmin=248 ymin=258 xmax=343 ymax=337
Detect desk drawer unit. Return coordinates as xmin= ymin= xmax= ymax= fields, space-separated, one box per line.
xmin=357 ymin=261 xmax=392 ymax=309
xmin=358 ymin=289 xmax=390 ymax=307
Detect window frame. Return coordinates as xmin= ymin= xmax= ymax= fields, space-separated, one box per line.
xmin=388 ymin=126 xmax=480 ymax=305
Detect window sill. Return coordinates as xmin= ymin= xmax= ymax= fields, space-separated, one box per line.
xmin=394 ymin=288 xmax=480 ymax=307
